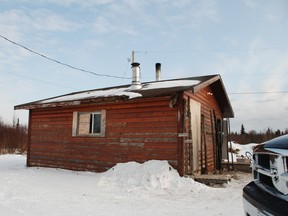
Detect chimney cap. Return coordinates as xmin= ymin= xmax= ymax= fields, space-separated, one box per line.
xmin=131 ymin=62 xmax=140 ymax=67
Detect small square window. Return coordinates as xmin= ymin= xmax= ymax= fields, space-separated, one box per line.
xmin=72 ymin=110 xmax=106 ymax=137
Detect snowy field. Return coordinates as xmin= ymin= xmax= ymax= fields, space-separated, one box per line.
xmin=0 ymin=153 xmax=253 ymax=216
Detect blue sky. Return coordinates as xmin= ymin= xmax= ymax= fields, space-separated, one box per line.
xmin=0 ymin=0 xmax=287 ymax=133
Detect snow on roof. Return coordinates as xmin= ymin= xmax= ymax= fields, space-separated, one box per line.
xmin=41 ymin=87 xmax=142 ymax=104
xmin=141 ymin=80 xmax=200 ymax=90
xmin=38 ymin=79 xmax=200 ymax=104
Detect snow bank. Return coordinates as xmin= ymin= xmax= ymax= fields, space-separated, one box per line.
xmin=0 ymin=155 xmax=252 ymax=216
xmin=231 ymin=142 xmax=257 ymax=158
xmin=0 ymin=154 xmax=26 ymax=170
xmin=228 ymin=142 xmax=257 ymax=162
xmin=98 ymin=160 xmax=209 ymax=194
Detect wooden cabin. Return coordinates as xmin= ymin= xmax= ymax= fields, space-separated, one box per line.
xmin=15 ymin=63 xmax=234 ymax=176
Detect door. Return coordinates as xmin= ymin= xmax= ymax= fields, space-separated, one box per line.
xmin=189 ymin=99 xmax=201 ymax=173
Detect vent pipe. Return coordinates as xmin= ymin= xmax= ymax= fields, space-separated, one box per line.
xmin=155 ymin=63 xmax=161 ymax=81
xmin=130 ymin=62 xmax=142 ymax=90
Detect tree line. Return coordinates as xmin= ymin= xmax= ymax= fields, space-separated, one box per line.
xmin=230 ymin=124 xmax=288 ymax=144
xmin=0 ymin=119 xmax=27 ymax=154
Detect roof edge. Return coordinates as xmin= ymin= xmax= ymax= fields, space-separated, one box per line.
xmin=14 ymin=74 xmax=226 ymax=111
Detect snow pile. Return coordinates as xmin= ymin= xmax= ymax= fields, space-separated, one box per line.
xmin=229 ymin=142 xmax=257 ymax=161
xmin=98 ymin=160 xmax=209 ymax=194
xmin=232 ymin=142 xmax=257 ymax=158
xmin=0 ymin=155 xmax=252 ymax=216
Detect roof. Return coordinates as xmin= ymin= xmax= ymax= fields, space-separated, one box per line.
xmin=15 ymin=74 xmax=234 ymax=118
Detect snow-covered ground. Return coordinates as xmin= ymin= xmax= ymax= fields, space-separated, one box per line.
xmin=232 ymin=142 xmax=256 ymax=156
xmin=0 ymin=152 xmax=253 ymax=216
xmin=229 ymin=142 xmax=257 ymax=162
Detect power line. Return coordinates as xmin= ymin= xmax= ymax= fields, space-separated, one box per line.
xmin=2 ymin=34 xmax=288 ymax=82
xmin=0 ymin=69 xmax=77 ymax=90
xmin=0 ymin=34 xmax=130 ymax=80
xmin=229 ymin=91 xmax=288 ymax=95
xmin=135 ymin=46 xmax=288 ymax=54
xmin=223 ymin=72 xmax=288 ymax=77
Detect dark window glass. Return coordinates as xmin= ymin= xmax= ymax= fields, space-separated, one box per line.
xmin=89 ymin=113 xmax=101 ymax=134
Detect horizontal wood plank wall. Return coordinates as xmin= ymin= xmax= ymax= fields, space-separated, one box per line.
xmin=28 ymin=97 xmax=179 ymax=173
xmin=184 ymin=87 xmax=223 ymax=172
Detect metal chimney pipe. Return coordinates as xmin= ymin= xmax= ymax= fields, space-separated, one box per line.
xmin=155 ymin=63 xmax=161 ymax=81
xmin=130 ymin=62 xmax=142 ymax=90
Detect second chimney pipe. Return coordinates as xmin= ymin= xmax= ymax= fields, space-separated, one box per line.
xmin=155 ymin=63 xmax=161 ymax=81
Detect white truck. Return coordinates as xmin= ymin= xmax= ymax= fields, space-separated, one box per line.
xmin=243 ymin=134 xmax=288 ymax=216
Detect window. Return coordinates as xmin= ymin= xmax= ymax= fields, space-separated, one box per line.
xmin=72 ymin=110 xmax=106 ymax=137
xmin=89 ymin=113 xmax=101 ymax=134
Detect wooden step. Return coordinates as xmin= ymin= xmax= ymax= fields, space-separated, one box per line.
xmin=192 ymin=174 xmax=232 ymax=185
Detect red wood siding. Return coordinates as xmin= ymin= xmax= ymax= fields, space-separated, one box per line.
xmin=184 ymin=86 xmax=223 ymax=173
xmin=28 ymin=97 xmax=179 ymax=173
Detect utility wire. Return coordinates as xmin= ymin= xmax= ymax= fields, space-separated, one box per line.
xmin=0 ymin=34 xmax=130 ymax=80
xmin=135 ymin=47 xmax=288 ymax=53
xmin=0 ymin=69 xmax=77 ymax=90
xmin=229 ymin=91 xmax=288 ymax=95
xmin=223 ymin=72 xmax=288 ymax=77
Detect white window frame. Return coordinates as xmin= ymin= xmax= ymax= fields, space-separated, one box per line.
xmin=72 ymin=110 xmax=106 ymax=137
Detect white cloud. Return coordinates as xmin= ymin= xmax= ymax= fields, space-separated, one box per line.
xmin=266 ymin=14 xmax=276 ymax=21
xmin=0 ymin=10 xmax=27 ymax=39
xmin=90 ymin=0 xmax=220 ymax=34
xmin=242 ymin=0 xmax=287 ymax=24
xmin=260 ymin=55 xmax=288 ymax=92
xmin=161 ymin=0 xmax=220 ymax=30
xmin=0 ymin=0 xmax=287 ymax=132
xmin=0 ymin=8 xmax=82 ymax=34
xmin=242 ymin=0 xmax=257 ymax=8
xmin=30 ymin=9 xmax=82 ymax=32
xmin=92 ymin=17 xmax=115 ymax=34
xmin=0 ymin=8 xmax=83 ymax=68
xmin=230 ymin=87 xmax=288 ymax=132
xmin=213 ymin=37 xmax=288 ymax=132
xmin=91 ymin=14 xmax=138 ymax=36
xmin=11 ymin=0 xmax=114 ymax=8
xmin=222 ymin=37 xmax=238 ymax=47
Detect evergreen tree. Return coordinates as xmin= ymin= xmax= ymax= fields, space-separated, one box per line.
xmin=275 ymin=129 xmax=281 ymax=137
xmin=240 ymin=124 xmax=246 ymax=135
